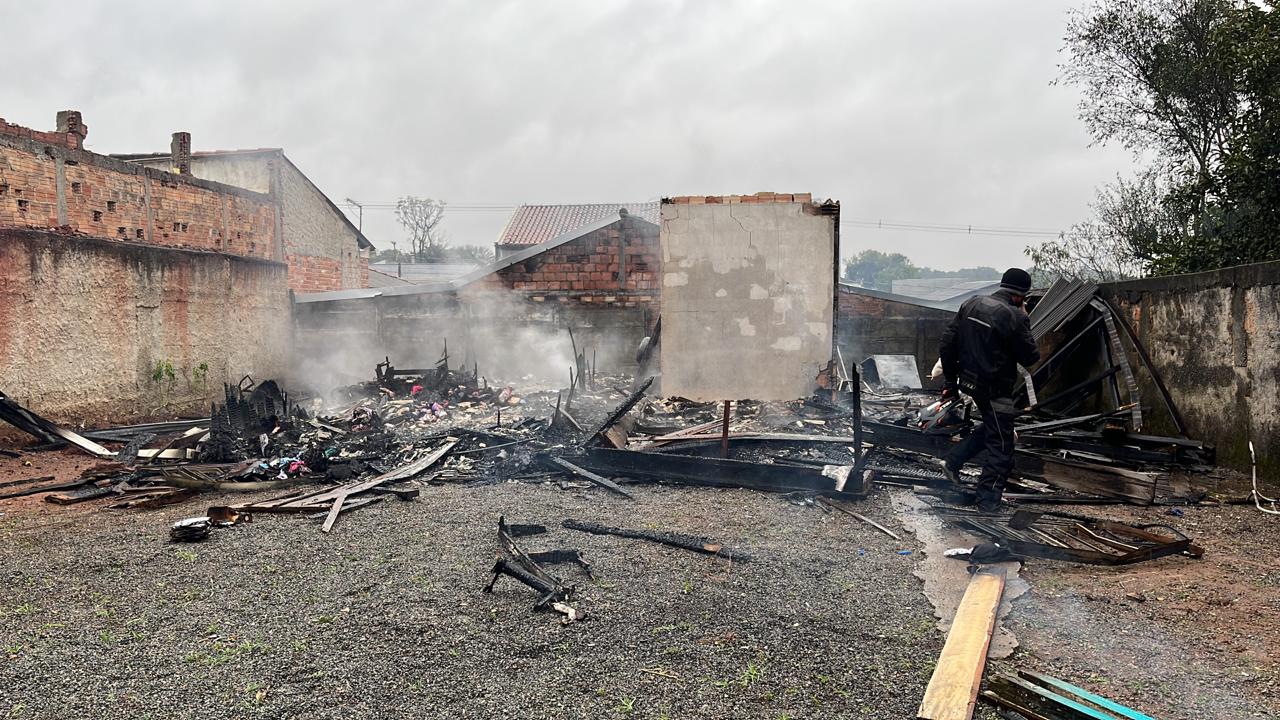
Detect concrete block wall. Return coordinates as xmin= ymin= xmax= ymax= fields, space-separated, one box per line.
xmin=1100 ymin=261 xmax=1280 ymax=474
xmin=0 ymin=229 xmax=290 ymax=427
xmin=658 ymin=193 xmax=837 ymax=402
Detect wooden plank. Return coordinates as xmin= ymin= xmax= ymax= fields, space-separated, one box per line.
xmin=918 ymin=567 xmax=1007 ymax=720
xmin=315 ymin=438 xmax=458 ymax=533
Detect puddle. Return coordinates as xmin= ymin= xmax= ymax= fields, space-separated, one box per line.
xmin=891 ymin=489 xmax=1029 ymax=659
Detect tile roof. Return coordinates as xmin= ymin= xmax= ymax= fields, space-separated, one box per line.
xmin=496 ymin=202 xmax=660 ymax=247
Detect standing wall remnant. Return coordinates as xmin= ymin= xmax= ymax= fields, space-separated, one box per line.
xmin=658 ymin=193 xmax=837 ymax=401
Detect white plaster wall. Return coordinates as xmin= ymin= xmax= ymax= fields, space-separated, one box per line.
xmin=658 ymin=202 xmax=835 ymax=401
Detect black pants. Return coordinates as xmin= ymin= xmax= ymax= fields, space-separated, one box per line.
xmin=945 ymin=394 xmax=1018 ymax=505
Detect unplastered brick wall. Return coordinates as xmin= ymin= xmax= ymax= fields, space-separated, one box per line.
xmin=0 ymin=115 xmax=84 ymax=150
xmin=665 ymin=191 xmax=815 ymax=206
xmin=466 ymin=219 xmax=660 ymax=310
xmin=288 ymin=254 xmax=347 ymax=294
xmin=0 ymin=116 xmax=277 ymax=261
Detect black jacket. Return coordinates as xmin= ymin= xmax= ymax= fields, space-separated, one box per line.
xmin=939 ymin=289 xmax=1040 ymax=398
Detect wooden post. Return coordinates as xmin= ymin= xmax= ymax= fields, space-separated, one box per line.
xmin=720 ymin=400 xmax=732 ymax=458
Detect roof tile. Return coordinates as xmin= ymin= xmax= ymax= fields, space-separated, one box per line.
xmin=497 ymin=202 xmax=659 ymax=247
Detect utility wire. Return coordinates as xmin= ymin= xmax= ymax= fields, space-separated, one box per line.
xmin=341 ymin=201 xmax=1067 ymax=239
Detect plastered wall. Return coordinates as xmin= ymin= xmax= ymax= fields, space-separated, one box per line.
xmin=1101 ymin=261 xmax=1280 ymax=474
xmin=658 ymin=195 xmax=837 ymax=401
xmin=0 ymin=229 xmax=291 ymax=427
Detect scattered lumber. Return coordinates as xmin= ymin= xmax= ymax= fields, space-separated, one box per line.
xmin=918 ymin=566 xmax=1006 ymax=720
xmin=984 ymin=669 xmax=1156 ymax=720
xmin=578 ymin=448 xmax=868 ymax=498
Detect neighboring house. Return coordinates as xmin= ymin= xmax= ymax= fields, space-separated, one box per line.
xmin=837 ymin=283 xmax=955 ymax=377
xmin=369 ymin=262 xmax=479 ymax=285
xmin=494 ymin=202 xmax=660 ymax=259
xmin=294 ymin=206 xmax=662 ymax=379
xmin=0 ymin=110 xmax=290 ymax=424
xmin=889 ymin=278 xmax=1000 ymax=308
xmin=115 ymin=139 xmax=372 ymax=293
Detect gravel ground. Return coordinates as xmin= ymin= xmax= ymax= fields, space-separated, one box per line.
xmin=0 ymin=476 xmax=942 ymax=719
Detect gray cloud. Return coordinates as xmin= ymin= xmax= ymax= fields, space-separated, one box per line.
xmin=6 ymin=0 xmax=1135 ymax=270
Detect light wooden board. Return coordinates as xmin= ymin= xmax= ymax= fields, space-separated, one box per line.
xmin=917 ymin=567 xmax=1006 ymax=720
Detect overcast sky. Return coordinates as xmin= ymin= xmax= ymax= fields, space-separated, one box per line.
xmin=6 ymin=0 xmax=1136 ymax=271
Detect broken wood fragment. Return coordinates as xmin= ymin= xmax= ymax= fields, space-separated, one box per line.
xmin=548 ymin=457 xmax=634 ymax=499
xmin=918 ymin=567 xmax=1006 ymax=720
xmin=486 ymin=516 xmax=585 ymax=622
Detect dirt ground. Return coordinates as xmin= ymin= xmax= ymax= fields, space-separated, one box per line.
xmin=1 ymin=448 xmax=1278 ymax=719
xmin=995 ymin=500 xmax=1280 ymax=720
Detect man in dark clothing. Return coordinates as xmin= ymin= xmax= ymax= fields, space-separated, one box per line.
xmin=938 ymin=268 xmax=1040 ymax=511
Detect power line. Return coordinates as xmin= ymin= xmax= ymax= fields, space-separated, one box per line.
xmin=341 ymin=200 xmax=1067 ymax=238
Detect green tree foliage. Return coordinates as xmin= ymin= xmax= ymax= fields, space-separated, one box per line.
xmin=842 ymin=250 xmax=919 ymax=290
xmin=842 ymin=251 xmax=1001 ymax=290
xmin=1030 ymin=0 xmax=1280 ymax=279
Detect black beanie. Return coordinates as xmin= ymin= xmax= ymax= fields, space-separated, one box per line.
xmin=1000 ymin=268 xmax=1032 ymax=294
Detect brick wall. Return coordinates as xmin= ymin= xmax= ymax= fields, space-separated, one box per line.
xmin=0 ymin=113 xmax=84 ymax=150
xmin=288 ymin=255 xmax=347 ymax=294
xmin=0 ymin=114 xmax=277 ymax=260
xmin=836 ymin=285 xmax=953 ymax=386
xmin=129 ymin=151 xmax=369 ymax=292
xmin=665 ymin=191 xmax=814 ymax=206
xmin=466 ymin=217 xmax=661 ymax=312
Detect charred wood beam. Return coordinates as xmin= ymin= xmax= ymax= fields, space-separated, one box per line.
xmin=489 ymin=516 xmax=584 ymax=621
xmin=562 ymin=518 xmax=752 ymax=562
xmin=588 ymin=377 xmax=654 ymax=447
xmin=579 ymin=448 xmax=867 ymax=498
xmin=1028 ymin=366 xmax=1120 ymax=412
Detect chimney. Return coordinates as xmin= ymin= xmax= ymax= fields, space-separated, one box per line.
xmin=170 ymin=131 xmax=192 ymax=175
xmin=55 ymin=110 xmax=87 ymax=149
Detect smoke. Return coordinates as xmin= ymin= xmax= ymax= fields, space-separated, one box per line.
xmin=289 ymin=287 xmax=648 ymax=400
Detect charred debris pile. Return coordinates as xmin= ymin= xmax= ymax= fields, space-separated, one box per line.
xmin=0 ymin=280 xmax=1234 ymax=586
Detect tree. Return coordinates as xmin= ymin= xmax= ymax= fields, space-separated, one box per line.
xmin=395 ymin=196 xmax=447 ymax=261
xmin=449 ymin=244 xmax=496 ymax=265
xmin=842 ymin=250 xmax=920 ymax=290
xmin=1029 ymin=170 xmax=1184 ymax=281
xmin=1032 ymin=0 xmax=1280 ymax=277
xmin=370 ymin=247 xmax=409 ymax=264
xmin=917 ymin=266 xmax=1002 ymax=280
